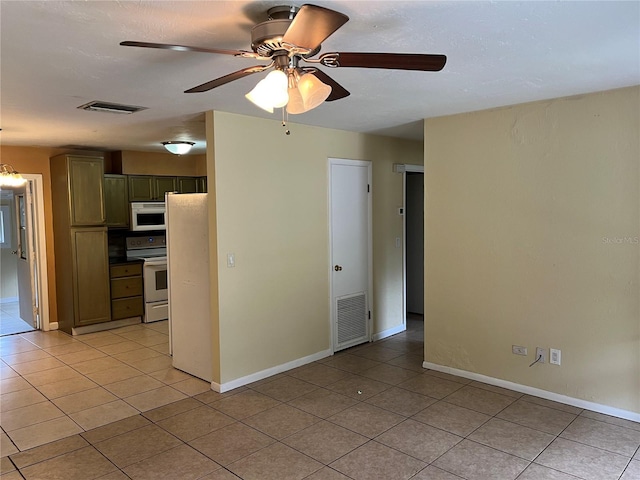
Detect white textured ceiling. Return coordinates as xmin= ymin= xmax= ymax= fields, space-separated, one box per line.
xmin=1 ymin=1 xmax=638 ymax=155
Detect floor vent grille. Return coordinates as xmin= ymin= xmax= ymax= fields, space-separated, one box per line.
xmin=337 ymin=293 xmax=367 ymax=347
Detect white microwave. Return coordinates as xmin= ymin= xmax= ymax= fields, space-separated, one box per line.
xmin=130 ymin=202 xmax=166 ymax=231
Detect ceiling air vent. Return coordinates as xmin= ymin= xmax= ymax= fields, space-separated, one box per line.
xmin=77 ymin=101 xmax=147 ymax=114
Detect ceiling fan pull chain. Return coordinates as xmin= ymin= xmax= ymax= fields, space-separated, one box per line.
xmin=282 ymin=109 xmax=291 ymax=136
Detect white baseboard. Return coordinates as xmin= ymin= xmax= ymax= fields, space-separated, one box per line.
xmin=46 ymin=322 xmax=58 ymax=331
xmin=373 ymin=323 xmax=406 ymax=342
xmin=212 ymin=348 xmax=333 ymax=393
xmin=423 ymin=361 xmax=640 ymax=423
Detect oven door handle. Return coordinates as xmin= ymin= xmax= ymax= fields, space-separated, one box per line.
xmin=144 ymin=260 xmax=167 ymax=267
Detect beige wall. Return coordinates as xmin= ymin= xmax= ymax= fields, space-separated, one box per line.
xmin=115 ymin=151 xmax=206 ymax=176
xmin=205 ymin=111 xmax=222 ymax=384
xmin=209 ymin=111 xmax=422 ymax=384
xmin=423 ymin=86 xmax=639 ymax=413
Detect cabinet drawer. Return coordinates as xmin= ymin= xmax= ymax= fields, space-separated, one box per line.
xmin=110 ymin=277 xmax=143 ymax=299
xmin=110 ymin=263 xmax=142 ymax=278
xmin=111 ymin=296 xmax=144 ymax=320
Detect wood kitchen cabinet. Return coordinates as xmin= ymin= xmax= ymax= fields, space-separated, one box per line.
xmin=155 ymin=176 xmax=177 ymax=199
xmin=71 ymin=228 xmax=111 ymax=327
xmin=177 ymin=176 xmax=207 ymax=193
xmin=50 ymin=154 xmax=111 ymax=333
xmin=197 ymin=176 xmax=207 ymax=193
xmin=104 ymin=174 xmax=129 ymax=228
xmin=66 ymin=156 xmax=106 ymax=226
xmin=177 ymin=176 xmax=198 ymax=194
xmin=127 ymin=175 xmax=206 ymax=202
xmin=110 ymin=262 xmax=144 ymax=320
xmin=128 ymin=175 xmax=178 ymax=201
xmin=128 ymin=175 xmax=155 ymax=201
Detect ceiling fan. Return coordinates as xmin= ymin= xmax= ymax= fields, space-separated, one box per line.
xmin=121 ymin=4 xmax=447 ymax=114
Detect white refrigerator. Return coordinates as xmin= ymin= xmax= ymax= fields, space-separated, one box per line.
xmin=166 ymin=193 xmax=212 ymax=382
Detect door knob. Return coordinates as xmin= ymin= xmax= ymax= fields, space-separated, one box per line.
xmin=11 ymin=250 xmax=18 ymax=256
xmin=334 ymin=265 xmax=343 ymax=271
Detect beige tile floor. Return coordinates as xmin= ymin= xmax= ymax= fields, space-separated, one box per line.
xmin=0 ymin=302 xmax=35 ymax=337
xmin=1 ymin=318 xmax=639 ymax=480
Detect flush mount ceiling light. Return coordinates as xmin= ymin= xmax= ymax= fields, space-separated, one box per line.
xmin=162 ymin=141 xmax=195 ymax=155
xmin=0 ymin=163 xmax=27 ymax=187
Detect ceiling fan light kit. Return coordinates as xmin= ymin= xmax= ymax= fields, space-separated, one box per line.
xmin=162 ymin=141 xmax=195 ymax=155
xmin=287 ymin=72 xmax=331 ymax=114
xmin=246 ymin=69 xmax=289 ymax=113
xmin=121 ymin=3 xmax=446 ymax=117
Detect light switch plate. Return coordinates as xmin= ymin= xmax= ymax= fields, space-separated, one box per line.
xmin=512 ymin=345 xmax=527 ymax=356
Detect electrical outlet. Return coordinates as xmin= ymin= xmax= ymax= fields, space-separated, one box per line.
xmin=512 ymin=345 xmax=527 ymax=356
xmin=550 ymin=348 xmax=561 ymax=365
xmin=536 ymin=347 xmax=546 ymax=364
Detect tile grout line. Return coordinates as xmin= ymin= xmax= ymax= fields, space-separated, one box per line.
xmin=1 ymin=324 xmax=177 ymax=450
xmin=3 ymin=320 xmax=638 ymax=480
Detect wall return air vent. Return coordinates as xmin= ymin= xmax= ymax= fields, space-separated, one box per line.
xmin=77 ymin=101 xmax=147 ymax=114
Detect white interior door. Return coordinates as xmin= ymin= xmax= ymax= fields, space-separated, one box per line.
xmin=330 ymin=159 xmax=372 ymax=351
xmin=14 ymin=183 xmax=38 ymax=328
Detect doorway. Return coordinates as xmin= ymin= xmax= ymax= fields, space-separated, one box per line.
xmin=329 ymin=158 xmax=373 ymax=352
xmin=0 ymin=175 xmax=49 ymax=336
xmin=405 ymin=172 xmax=424 ymax=317
xmin=401 ymin=166 xmax=424 ymax=330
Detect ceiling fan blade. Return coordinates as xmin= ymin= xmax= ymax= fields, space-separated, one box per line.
xmin=282 ymin=4 xmax=349 ymax=52
xmin=120 ymin=41 xmax=258 ymax=58
xmin=306 ymin=69 xmax=350 ymax=101
xmin=185 ymin=64 xmax=272 ymax=93
xmin=320 ymin=52 xmax=447 ymax=71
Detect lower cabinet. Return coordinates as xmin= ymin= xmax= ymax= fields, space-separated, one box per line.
xmin=110 ymin=262 xmax=144 ymax=320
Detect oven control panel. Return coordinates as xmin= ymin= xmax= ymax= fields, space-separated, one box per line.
xmin=126 ymin=235 xmax=166 ymax=251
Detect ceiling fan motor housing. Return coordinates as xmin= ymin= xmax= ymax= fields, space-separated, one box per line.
xmin=251 ymin=18 xmax=292 ymax=57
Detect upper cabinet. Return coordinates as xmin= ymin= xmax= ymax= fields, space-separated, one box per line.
xmin=52 ymin=155 xmax=106 ymax=226
xmin=155 ymin=176 xmax=177 ymax=199
xmin=104 ymin=174 xmax=129 ymax=228
xmin=128 ymin=175 xmax=206 ymax=201
xmin=197 ymin=176 xmax=207 ymax=193
xmin=178 ymin=176 xmax=207 ymax=193
xmin=177 ymin=177 xmax=198 ymax=194
xmin=128 ymin=175 xmax=155 ymax=201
